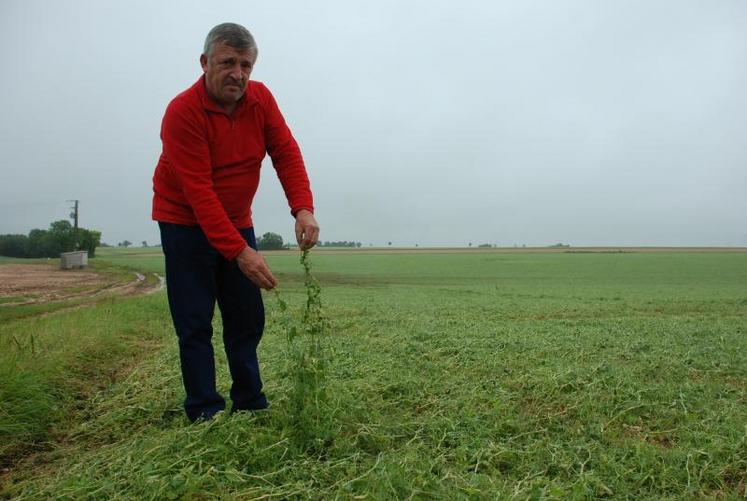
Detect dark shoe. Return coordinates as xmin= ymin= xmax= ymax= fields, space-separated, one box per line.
xmin=230 ymin=393 xmax=269 ymax=414
xmin=188 ymin=409 xmax=225 ymax=424
xmin=230 ymin=400 xmax=269 ymax=416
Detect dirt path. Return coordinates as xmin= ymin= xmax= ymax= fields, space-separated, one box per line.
xmin=0 ymin=264 xmax=163 ymax=307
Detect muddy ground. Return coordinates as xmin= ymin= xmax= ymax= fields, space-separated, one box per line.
xmin=0 ymin=264 xmax=107 ymax=298
xmin=0 ymin=264 xmax=158 ymax=306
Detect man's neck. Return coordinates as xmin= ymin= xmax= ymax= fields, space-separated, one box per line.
xmin=219 ymin=102 xmax=238 ymax=115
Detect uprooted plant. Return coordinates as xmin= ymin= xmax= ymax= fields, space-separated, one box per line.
xmin=274 ymin=249 xmax=331 ymax=451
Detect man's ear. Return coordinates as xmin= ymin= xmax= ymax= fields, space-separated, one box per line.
xmin=200 ymin=54 xmax=208 ymax=72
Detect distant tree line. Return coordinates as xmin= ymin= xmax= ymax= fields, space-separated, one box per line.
xmin=0 ymin=220 xmax=101 ymax=258
xmin=256 ymin=232 xmax=363 ymax=251
xmin=319 ymin=241 xmax=361 ymax=248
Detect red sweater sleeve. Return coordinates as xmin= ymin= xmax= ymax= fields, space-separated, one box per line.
xmin=161 ymin=101 xmax=248 ymax=260
xmin=260 ymin=84 xmax=315 ymax=215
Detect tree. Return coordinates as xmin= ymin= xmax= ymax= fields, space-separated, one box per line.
xmin=258 ymin=232 xmax=284 ymax=250
xmin=27 ymin=228 xmax=54 ymax=258
xmin=119 ymin=240 xmax=132 ymax=248
xmin=49 ymin=220 xmax=75 ymax=255
xmin=0 ymin=220 xmax=101 ymax=258
xmin=27 ymin=220 xmax=75 ymax=257
xmin=142 ymin=240 xmax=148 ymax=247
xmin=78 ymin=229 xmax=102 ymax=257
xmin=0 ymin=234 xmax=28 ymax=257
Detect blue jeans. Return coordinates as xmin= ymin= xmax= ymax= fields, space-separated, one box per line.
xmin=159 ymin=222 xmax=268 ymax=422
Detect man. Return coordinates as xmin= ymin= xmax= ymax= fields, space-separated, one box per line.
xmin=152 ymin=23 xmax=319 ymax=422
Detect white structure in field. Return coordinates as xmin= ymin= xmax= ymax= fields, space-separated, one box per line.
xmin=60 ymin=250 xmax=88 ymax=269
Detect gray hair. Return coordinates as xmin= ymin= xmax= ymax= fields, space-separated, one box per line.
xmin=203 ymin=23 xmax=257 ymax=57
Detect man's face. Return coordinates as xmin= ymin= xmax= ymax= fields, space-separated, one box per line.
xmin=200 ymin=42 xmax=257 ymax=108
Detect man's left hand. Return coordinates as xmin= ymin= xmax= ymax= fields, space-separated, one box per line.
xmin=295 ymin=209 xmax=320 ymax=250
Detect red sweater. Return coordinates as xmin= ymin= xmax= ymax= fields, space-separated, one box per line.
xmin=152 ymin=76 xmax=314 ymax=260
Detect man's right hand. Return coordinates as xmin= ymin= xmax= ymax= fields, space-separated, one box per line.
xmin=236 ymin=246 xmax=278 ymax=290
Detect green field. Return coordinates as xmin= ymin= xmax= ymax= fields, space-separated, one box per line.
xmin=1 ymin=249 xmax=746 ymax=499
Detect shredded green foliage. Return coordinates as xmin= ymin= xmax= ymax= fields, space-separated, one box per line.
xmin=3 ymin=250 xmax=747 ymax=499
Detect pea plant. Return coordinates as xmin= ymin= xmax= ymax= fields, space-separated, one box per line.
xmin=274 ymin=250 xmax=331 ymax=451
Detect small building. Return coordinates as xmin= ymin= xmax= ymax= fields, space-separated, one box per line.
xmin=60 ymin=250 xmax=88 ymax=269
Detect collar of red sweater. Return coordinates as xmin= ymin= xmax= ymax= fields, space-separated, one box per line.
xmin=195 ymin=75 xmax=259 ymax=115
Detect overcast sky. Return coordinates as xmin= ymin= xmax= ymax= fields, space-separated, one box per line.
xmin=1 ymin=0 xmax=745 ymax=247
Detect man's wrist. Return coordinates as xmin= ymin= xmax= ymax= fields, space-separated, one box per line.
xmin=236 ymin=245 xmax=255 ymax=260
xmin=292 ymin=208 xmax=314 ymax=218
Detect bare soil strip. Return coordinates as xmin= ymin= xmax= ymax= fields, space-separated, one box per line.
xmin=0 ymin=265 xmax=105 ymax=298
xmin=0 ymin=264 xmax=162 ymax=307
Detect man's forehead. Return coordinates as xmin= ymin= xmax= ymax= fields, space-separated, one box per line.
xmin=211 ymin=42 xmax=257 ymax=61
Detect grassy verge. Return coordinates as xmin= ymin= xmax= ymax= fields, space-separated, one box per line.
xmin=93 ymin=247 xmax=166 ymax=274
xmin=0 ymin=258 xmax=49 ymax=265
xmin=0 ymin=293 xmax=171 ymax=470
xmin=2 ymin=251 xmax=746 ymax=498
xmin=0 ymin=257 xmax=165 ymax=471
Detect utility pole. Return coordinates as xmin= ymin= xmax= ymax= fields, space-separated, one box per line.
xmin=67 ymin=199 xmax=79 ymax=229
